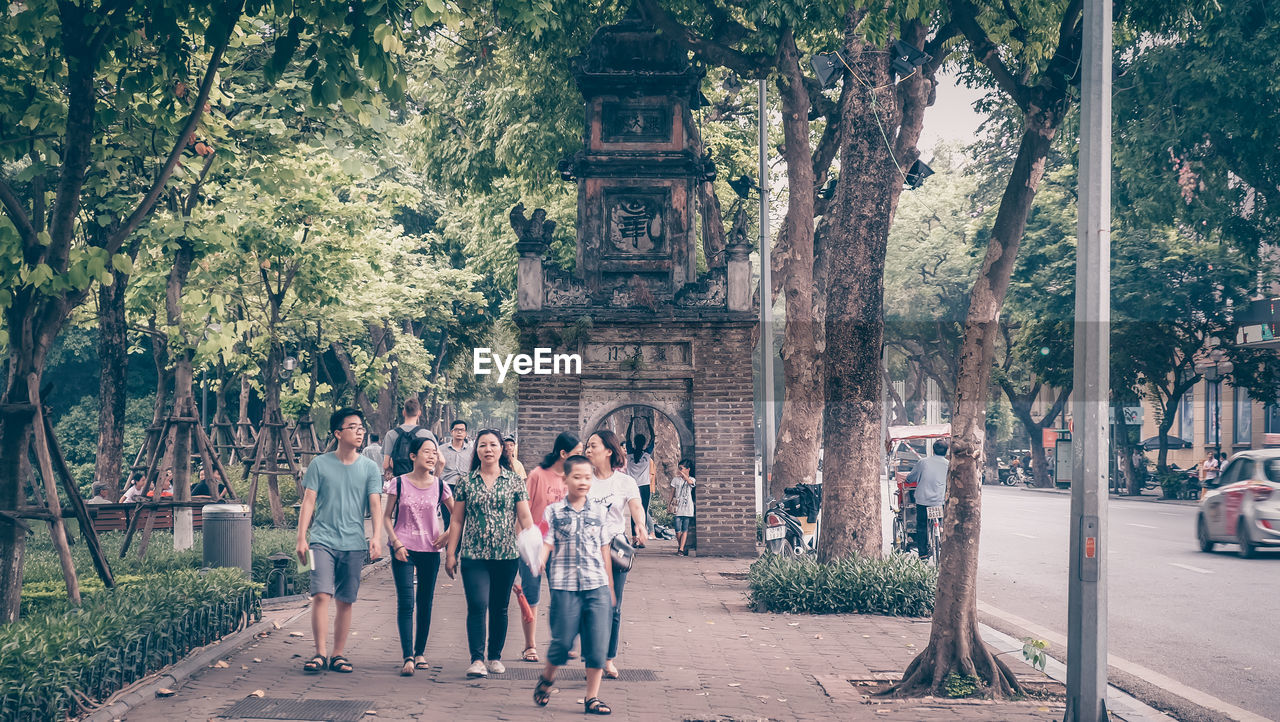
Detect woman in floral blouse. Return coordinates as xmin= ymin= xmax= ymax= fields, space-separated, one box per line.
xmin=444 ymin=429 xmax=535 ymax=678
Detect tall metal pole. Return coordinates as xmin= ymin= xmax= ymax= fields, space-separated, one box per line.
xmin=759 ymin=78 xmax=776 ymax=487
xmin=1066 ymin=0 xmax=1111 ymax=719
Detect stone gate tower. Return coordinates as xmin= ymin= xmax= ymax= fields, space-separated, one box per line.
xmin=512 ymin=9 xmax=757 ymax=556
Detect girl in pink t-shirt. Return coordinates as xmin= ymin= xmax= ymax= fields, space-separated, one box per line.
xmin=383 ymin=436 xmax=452 ymax=676
xmin=515 ymin=431 xmax=581 ymax=662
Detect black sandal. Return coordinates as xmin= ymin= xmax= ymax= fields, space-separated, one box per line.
xmin=329 ymin=654 xmax=353 ymax=673
xmin=584 ymin=697 xmax=612 ymax=715
xmin=400 ymin=657 xmax=415 ymax=677
xmin=533 ymin=675 xmax=554 ymax=706
xmin=303 ymin=654 xmax=326 ymax=674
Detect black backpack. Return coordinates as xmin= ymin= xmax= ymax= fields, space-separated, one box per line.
xmin=389 ymin=424 xmax=424 ymax=477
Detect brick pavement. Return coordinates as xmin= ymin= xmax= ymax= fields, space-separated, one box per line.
xmin=122 ymin=539 xmax=1067 ymax=721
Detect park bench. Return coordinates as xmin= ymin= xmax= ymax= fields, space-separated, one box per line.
xmin=76 ymin=502 xmax=207 ymax=534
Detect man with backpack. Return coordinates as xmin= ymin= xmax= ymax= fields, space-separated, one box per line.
xmin=383 ymin=398 xmax=439 ymax=480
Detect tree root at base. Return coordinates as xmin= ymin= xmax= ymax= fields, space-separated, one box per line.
xmin=881 ymin=629 xmax=1023 ymax=699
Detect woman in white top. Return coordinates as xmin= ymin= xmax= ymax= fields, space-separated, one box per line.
xmin=624 ymin=433 xmax=655 ymax=544
xmin=584 ymin=429 xmax=648 ymax=679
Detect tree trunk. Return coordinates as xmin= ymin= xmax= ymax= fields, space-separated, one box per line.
xmin=165 ymin=239 xmax=196 ymax=549
xmin=767 ymin=32 xmax=823 ymax=502
xmin=818 ymin=17 xmax=894 ymax=561
xmin=891 ymin=112 xmax=1060 ymax=701
xmin=1003 ymin=382 xmax=1069 ymax=489
xmin=0 ymin=397 xmax=35 ymax=623
xmin=95 ymin=269 xmax=130 ymax=498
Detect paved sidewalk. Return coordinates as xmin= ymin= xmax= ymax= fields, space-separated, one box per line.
xmin=123 ymin=539 xmax=1069 ymax=721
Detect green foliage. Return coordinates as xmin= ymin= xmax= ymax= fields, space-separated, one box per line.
xmin=747 ymin=553 xmax=937 ymax=616
xmin=1021 ymin=637 xmax=1049 ymax=671
xmin=944 ymin=672 xmax=981 ymax=698
xmin=22 ymin=527 xmax=308 ymax=601
xmin=1113 ymin=0 xmax=1279 ymax=255
xmin=0 ymin=569 xmax=258 ymax=720
xmin=648 ymin=493 xmax=674 ymax=528
xmin=1155 ymin=470 xmax=1185 ymax=499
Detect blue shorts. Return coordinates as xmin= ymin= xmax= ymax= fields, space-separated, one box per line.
xmin=517 ymin=557 xmax=543 ymax=606
xmin=309 ymin=544 xmax=364 ymax=604
xmin=673 ymin=516 xmax=693 ymax=533
xmin=548 ymin=586 xmax=612 ymax=669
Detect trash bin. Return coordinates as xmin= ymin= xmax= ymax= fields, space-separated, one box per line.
xmin=202 ymin=504 xmax=252 ymax=575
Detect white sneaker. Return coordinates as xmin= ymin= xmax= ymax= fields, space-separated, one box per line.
xmin=487 ymin=659 xmax=506 ymax=674
xmin=466 ymin=660 xmax=488 ymax=677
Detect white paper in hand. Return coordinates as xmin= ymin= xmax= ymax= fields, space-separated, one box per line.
xmin=516 ymin=526 xmax=543 ymax=576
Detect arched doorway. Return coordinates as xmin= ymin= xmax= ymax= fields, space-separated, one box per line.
xmin=593 ymin=404 xmax=692 ymax=551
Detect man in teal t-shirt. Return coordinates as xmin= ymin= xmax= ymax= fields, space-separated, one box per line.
xmin=296 ymin=407 xmax=384 ymax=675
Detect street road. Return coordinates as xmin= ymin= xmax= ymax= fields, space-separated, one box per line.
xmin=977 ymin=486 xmax=1280 ymax=720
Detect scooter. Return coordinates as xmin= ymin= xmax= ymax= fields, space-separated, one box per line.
xmin=763 ymin=497 xmax=810 ymax=557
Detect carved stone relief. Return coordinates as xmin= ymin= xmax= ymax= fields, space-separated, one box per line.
xmin=601 ymin=102 xmax=672 ymax=143
xmin=605 ymin=191 xmax=665 ymax=255
xmin=584 ymin=342 xmax=692 ymax=367
xmin=543 ymin=268 xmax=591 ymax=307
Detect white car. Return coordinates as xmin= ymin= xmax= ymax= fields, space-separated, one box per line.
xmin=1197 ymin=450 xmax=1280 ymax=557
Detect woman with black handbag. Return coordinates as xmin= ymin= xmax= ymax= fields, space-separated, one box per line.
xmin=382 ymin=436 xmax=452 ymax=676
xmin=583 ymin=429 xmax=648 ymax=680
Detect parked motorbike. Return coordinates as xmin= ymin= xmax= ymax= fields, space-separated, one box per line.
xmin=763 ymin=496 xmax=810 ymax=557
xmin=1000 ymin=465 xmax=1029 ymax=486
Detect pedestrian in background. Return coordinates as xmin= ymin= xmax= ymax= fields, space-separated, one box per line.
xmin=439 ymin=420 xmax=472 ymax=491
xmin=532 ymin=454 xmax=615 ymax=716
xmin=584 ymin=429 xmax=647 ymax=679
xmin=1201 ymin=450 xmax=1220 ymax=487
xmin=516 ymin=431 xmax=582 ymax=662
xmin=383 ymin=398 xmax=437 ymax=480
xmin=383 ymin=435 xmax=451 ymax=676
xmin=444 ymin=429 xmax=535 ymax=678
xmin=624 ymin=432 xmax=655 ymax=544
xmin=505 ymin=436 xmax=528 ymax=479
xmin=670 ymin=459 xmax=695 ymax=556
xmin=361 ymin=433 xmax=384 ymax=470
xmin=296 ymin=408 xmax=384 ymax=675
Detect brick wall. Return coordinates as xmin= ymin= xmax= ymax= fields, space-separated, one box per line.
xmin=514 ymin=314 xmax=758 ymax=557
xmin=690 ymin=322 xmax=757 ymax=556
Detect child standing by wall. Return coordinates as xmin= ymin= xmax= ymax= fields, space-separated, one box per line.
xmin=670 ymin=459 xmax=695 ymax=556
xmin=532 ymin=455 xmax=615 ymax=716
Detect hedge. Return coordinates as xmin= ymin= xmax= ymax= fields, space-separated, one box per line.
xmin=747 ymin=553 xmax=938 ymax=616
xmin=0 ymin=568 xmax=260 ymax=720
xmin=21 ymin=527 xmax=307 ymax=609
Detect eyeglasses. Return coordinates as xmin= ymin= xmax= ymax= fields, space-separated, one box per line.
xmin=340 ymin=424 xmax=367 ymax=432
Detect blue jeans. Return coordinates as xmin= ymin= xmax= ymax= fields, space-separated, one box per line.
xmin=608 ymin=565 xmax=628 ymax=659
xmin=391 ymin=550 xmax=440 ymax=658
xmin=548 ymin=586 xmax=612 ymax=669
xmin=460 ymin=558 xmax=519 ymax=662
xmin=517 ymin=557 xmax=543 ymax=607
xmin=673 ymin=515 xmax=692 ymax=533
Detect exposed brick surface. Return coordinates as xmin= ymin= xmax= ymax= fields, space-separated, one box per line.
xmin=515 ymin=317 xmax=758 ymax=556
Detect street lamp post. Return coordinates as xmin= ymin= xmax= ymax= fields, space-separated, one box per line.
xmin=758 ymin=77 xmax=775 ymax=488
xmin=1066 ymin=0 xmax=1111 ymax=719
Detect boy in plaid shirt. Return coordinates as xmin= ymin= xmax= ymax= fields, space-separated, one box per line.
xmin=532 ymin=455 xmax=616 ymax=715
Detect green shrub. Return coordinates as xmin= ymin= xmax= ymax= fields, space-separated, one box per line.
xmin=226 ymin=466 xmax=301 ymax=527
xmin=21 ymin=527 xmax=307 ymax=609
xmin=648 ymin=491 xmax=673 ymax=527
xmin=1156 ymin=470 xmax=1185 ymax=499
xmin=747 ymin=553 xmax=937 ymax=616
xmin=251 ymin=527 xmax=308 ymax=596
xmin=20 ymin=574 xmax=150 ymax=617
xmin=944 ymin=673 xmax=980 ymax=698
xmin=0 ymin=569 xmax=259 ymax=720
